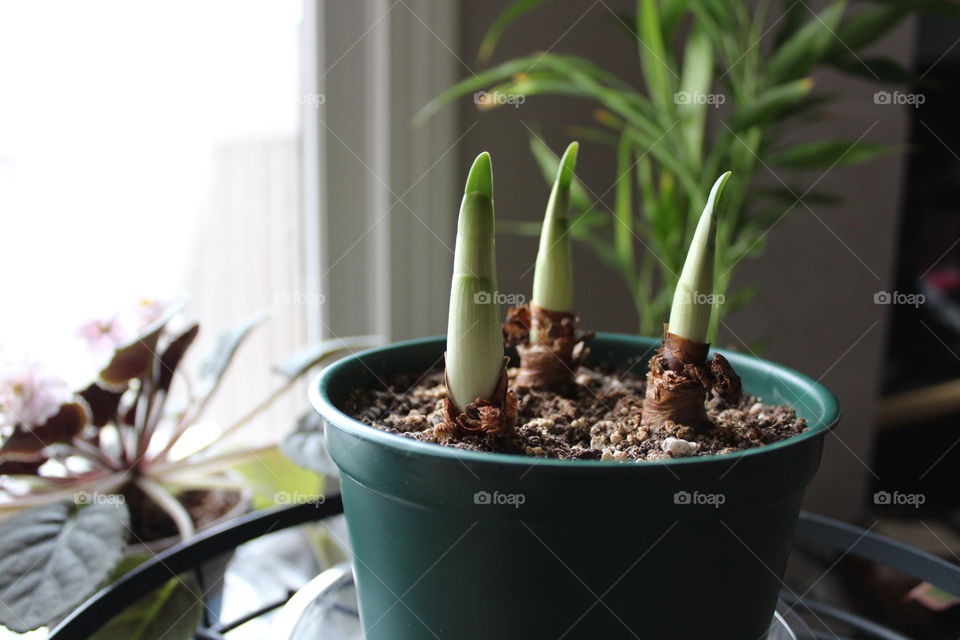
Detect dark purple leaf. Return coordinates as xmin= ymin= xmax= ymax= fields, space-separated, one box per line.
xmin=79 ymin=383 xmax=125 ymax=427
xmin=99 ymin=300 xmax=183 ymax=386
xmin=0 ymin=402 xmax=89 ymax=470
xmin=155 ymin=323 xmax=199 ymax=392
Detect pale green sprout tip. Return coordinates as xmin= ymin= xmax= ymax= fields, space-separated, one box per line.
xmin=531 ymin=141 xmax=579 ymax=316
xmin=668 ymin=171 xmax=732 ymax=343
xmin=446 ymin=152 xmax=505 ymax=410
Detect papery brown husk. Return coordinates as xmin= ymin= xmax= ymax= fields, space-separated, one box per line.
xmin=503 ymin=303 xmax=592 ymax=391
xmin=439 ymin=362 xmax=516 ymax=438
xmin=641 ymin=326 xmax=742 ymax=432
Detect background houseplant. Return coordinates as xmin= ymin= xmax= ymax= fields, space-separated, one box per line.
xmin=0 ymin=299 xmax=368 ymax=635
xmin=418 ymin=0 xmax=955 ymax=339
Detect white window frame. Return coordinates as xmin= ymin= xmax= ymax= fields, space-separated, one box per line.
xmin=301 ymin=0 xmax=460 ymax=343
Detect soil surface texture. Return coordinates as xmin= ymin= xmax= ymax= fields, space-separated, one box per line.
xmin=341 ymin=365 xmax=807 ymax=462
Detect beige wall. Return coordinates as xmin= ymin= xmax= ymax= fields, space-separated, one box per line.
xmin=185 ymin=138 xmax=307 ymax=447
xmin=456 ymin=0 xmax=914 ymax=519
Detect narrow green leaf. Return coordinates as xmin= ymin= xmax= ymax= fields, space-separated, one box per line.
xmin=775 ymin=0 xmax=809 ymax=46
xmin=831 ymin=56 xmax=916 ymax=84
xmin=700 ymin=0 xmax=736 ymax=27
xmin=830 ymin=3 xmax=908 ymax=54
xmin=613 ymin=133 xmax=635 ymax=275
xmin=423 ymin=55 xmax=641 ymax=123
xmin=662 ymin=0 xmax=692 ymax=35
xmin=668 ymin=172 xmax=731 ymax=343
xmin=690 ymin=1 xmax=738 ymax=66
xmin=769 ymin=140 xmax=894 ymax=169
xmin=637 ymin=0 xmax=674 ymax=113
xmin=636 ymin=155 xmax=657 ymax=225
xmin=767 ymin=1 xmax=846 ymax=83
xmin=414 ymin=55 xmax=548 ymax=125
xmin=729 ymin=78 xmax=814 ymax=130
xmin=677 ymin=25 xmax=714 ymax=162
xmin=533 ymin=142 xmax=579 ymax=313
xmin=477 ymin=0 xmax=549 ymax=64
xmin=528 ymin=133 xmax=593 ymax=212
xmin=545 ymin=53 xmax=641 ymax=93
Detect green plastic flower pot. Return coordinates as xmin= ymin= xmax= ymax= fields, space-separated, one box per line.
xmin=310 ymin=333 xmax=840 ymax=639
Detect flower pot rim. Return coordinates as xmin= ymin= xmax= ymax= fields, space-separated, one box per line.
xmin=311 ymin=332 xmax=840 ymax=470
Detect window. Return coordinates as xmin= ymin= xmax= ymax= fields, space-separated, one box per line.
xmin=0 ymin=0 xmax=461 ymax=445
xmin=0 ymin=0 xmax=305 ymax=442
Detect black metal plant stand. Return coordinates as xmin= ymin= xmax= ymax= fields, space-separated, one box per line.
xmin=49 ymin=498 xmax=960 ymax=640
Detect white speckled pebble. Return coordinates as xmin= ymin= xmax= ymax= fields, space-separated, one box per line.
xmin=661 ymin=437 xmax=699 ymax=457
xmin=526 ymin=418 xmax=555 ymax=430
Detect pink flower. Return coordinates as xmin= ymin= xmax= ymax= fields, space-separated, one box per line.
xmin=134 ymin=297 xmax=168 ymax=327
xmin=77 ymin=299 xmax=171 ymax=357
xmin=0 ymin=361 xmax=70 ymax=428
xmin=76 ymin=315 xmax=131 ymax=354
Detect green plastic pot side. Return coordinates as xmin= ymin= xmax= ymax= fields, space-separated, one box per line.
xmin=310 ymin=334 xmax=840 ymax=640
